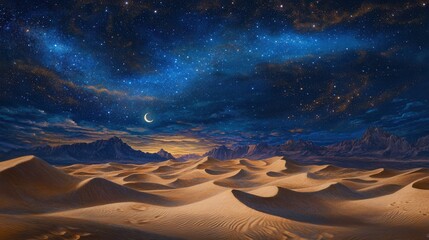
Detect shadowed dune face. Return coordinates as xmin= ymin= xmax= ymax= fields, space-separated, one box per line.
xmin=412 ymin=177 xmax=429 ymax=190
xmin=1 ymin=155 xmax=429 ymax=239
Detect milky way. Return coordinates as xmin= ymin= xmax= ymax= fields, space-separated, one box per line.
xmin=0 ymin=1 xmax=428 ymax=154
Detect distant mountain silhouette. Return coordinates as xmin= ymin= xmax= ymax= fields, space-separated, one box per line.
xmin=203 ymin=143 xmax=278 ymax=160
xmin=0 ymin=137 xmax=175 ymax=164
xmin=326 ymin=127 xmax=414 ymax=158
xmin=415 ymin=135 xmax=429 ymax=157
xmin=1 ymin=128 xmax=428 ymax=166
xmin=156 ymin=149 xmax=176 ymax=160
xmin=203 ymin=145 xmax=237 ymax=160
xmin=279 ymin=139 xmax=325 ymax=156
xmin=203 ymin=128 xmax=429 ymax=161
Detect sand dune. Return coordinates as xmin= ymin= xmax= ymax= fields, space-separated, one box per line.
xmin=0 ymin=155 xmax=428 ymax=239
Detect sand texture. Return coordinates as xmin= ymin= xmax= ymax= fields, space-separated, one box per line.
xmin=1 ymin=155 xmax=429 ymax=239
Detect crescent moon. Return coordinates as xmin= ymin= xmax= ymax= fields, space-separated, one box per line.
xmin=144 ymin=113 xmax=153 ymax=123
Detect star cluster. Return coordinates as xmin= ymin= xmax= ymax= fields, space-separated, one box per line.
xmin=0 ymin=0 xmax=428 ymax=155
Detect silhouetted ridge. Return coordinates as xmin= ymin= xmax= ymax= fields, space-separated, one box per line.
xmin=202 ymin=128 xmax=429 ymax=164
xmin=156 ymin=149 xmax=176 ymax=160
xmin=0 ymin=137 xmax=173 ymax=164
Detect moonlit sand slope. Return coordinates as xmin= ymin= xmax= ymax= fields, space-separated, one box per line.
xmin=1 ymin=155 xmax=429 ymax=239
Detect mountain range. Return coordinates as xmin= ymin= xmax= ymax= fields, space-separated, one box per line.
xmin=1 ymin=128 xmax=428 ymax=166
xmin=203 ymin=128 xmax=429 ymax=161
xmin=0 ymin=136 xmax=175 ymax=165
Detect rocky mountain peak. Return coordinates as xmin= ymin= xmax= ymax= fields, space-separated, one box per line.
xmin=105 ymin=136 xmax=125 ymax=144
xmin=361 ymin=127 xmax=393 ymax=143
xmin=203 ymin=145 xmax=234 ymax=160
xmin=156 ymin=149 xmax=175 ymax=159
xmin=416 ymin=135 xmax=429 ymax=149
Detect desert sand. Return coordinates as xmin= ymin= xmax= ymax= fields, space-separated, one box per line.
xmin=0 ymin=155 xmax=428 ymax=240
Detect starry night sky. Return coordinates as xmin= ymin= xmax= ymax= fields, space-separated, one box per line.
xmin=0 ymin=0 xmax=428 ymax=155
